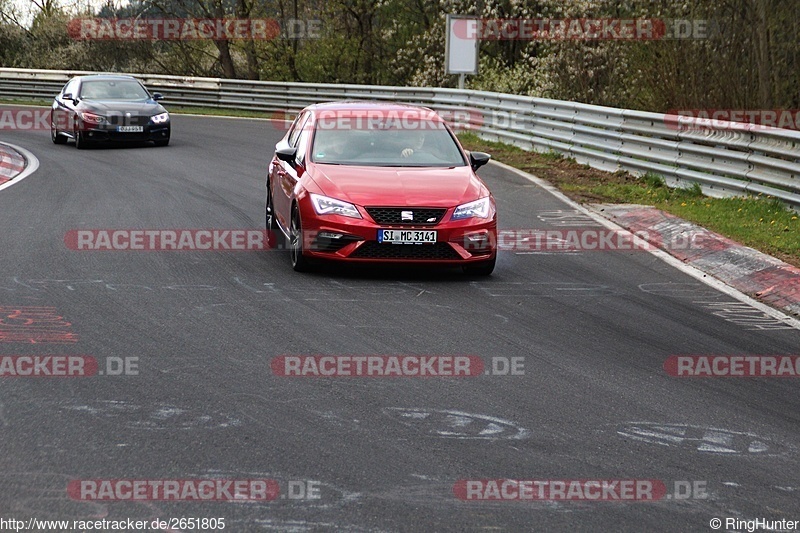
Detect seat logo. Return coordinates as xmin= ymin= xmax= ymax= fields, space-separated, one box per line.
xmin=401 ymin=211 xmax=413 ymax=221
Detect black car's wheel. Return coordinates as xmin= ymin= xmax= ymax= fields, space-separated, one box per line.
xmin=462 ymin=255 xmax=496 ymax=276
xmin=289 ymin=206 xmax=312 ymax=272
xmin=51 ymin=118 xmax=66 ymax=145
xmin=265 ymin=181 xmax=285 ymax=249
xmin=74 ymin=125 xmax=90 ymax=150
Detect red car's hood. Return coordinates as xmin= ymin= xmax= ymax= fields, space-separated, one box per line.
xmin=308 ymin=164 xmax=486 ymax=207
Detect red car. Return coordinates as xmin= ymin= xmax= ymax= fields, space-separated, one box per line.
xmin=266 ymin=102 xmax=497 ymax=274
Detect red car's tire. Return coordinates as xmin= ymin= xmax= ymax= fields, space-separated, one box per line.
xmin=289 ymin=206 xmax=312 ymax=272
xmin=265 ymin=182 xmax=286 ymax=250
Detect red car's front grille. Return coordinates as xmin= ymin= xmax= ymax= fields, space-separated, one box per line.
xmin=365 ymin=207 xmax=447 ymax=226
xmin=350 ymin=241 xmax=461 ymax=260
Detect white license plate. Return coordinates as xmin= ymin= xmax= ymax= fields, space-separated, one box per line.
xmin=378 ymin=229 xmax=437 ymax=244
xmin=118 ymin=126 xmax=143 ymax=133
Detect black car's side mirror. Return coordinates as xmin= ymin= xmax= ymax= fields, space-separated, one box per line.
xmin=470 ymin=151 xmax=491 ymax=171
xmin=62 ymin=93 xmax=78 ymax=104
xmin=152 ymin=93 xmax=164 ymax=101
xmin=276 ymin=146 xmax=298 ymax=168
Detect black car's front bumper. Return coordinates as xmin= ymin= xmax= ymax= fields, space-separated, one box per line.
xmin=80 ymin=123 xmax=170 ymax=143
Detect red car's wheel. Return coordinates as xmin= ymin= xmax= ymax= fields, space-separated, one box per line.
xmin=265 ymin=181 xmax=285 ymax=249
xmin=290 ymin=206 xmax=312 ymax=272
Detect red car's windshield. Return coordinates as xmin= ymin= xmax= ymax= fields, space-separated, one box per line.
xmin=310 ymin=117 xmax=467 ymax=167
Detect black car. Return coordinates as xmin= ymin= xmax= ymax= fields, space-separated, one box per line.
xmin=51 ymin=74 xmax=170 ymax=148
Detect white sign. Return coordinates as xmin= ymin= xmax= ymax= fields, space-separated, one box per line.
xmin=445 ymin=15 xmax=479 ymax=75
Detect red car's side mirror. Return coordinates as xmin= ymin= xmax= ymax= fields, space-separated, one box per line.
xmin=470 ymin=151 xmax=491 ymax=171
xmin=276 ymin=146 xmax=298 ymax=169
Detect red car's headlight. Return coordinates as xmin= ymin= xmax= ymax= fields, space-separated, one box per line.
xmin=310 ymin=193 xmax=362 ymax=219
xmin=452 ymin=197 xmax=491 ymax=220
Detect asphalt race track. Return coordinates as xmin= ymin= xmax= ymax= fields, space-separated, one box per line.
xmin=1 ymin=114 xmax=798 ymax=532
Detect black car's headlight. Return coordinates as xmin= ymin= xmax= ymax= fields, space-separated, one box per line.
xmin=80 ymin=112 xmax=106 ymax=125
xmin=151 ymin=112 xmax=170 ymax=124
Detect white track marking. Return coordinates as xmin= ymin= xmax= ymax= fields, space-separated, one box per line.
xmin=0 ymin=142 xmax=39 ymax=192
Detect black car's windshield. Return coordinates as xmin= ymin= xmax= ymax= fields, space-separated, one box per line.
xmin=79 ymin=79 xmax=150 ymax=100
xmin=310 ymin=117 xmax=466 ymax=167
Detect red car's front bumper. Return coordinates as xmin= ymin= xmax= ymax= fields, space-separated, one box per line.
xmin=296 ymin=201 xmax=497 ymax=265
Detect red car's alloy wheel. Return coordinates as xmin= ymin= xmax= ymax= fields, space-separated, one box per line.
xmin=290 ymin=207 xmax=311 ymax=272
xmin=265 ymin=181 xmax=285 ymax=249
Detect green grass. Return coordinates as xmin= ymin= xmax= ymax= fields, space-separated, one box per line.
xmin=540 ymin=149 xmax=566 ymax=161
xmin=561 ymin=177 xmax=703 ymax=205
xmin=0 ymin=97 xmax=51 ymax=107
xmin=457 ymin=132 xmax=549 ymax=169
xmin=666 ymin=197 xmax=800 ymax=259
xmin=458 ymin=132 xmax=524 ymax=153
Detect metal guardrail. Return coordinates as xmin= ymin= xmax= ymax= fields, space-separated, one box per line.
xmin=2 ymin=67 xmax=799 ymax=209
